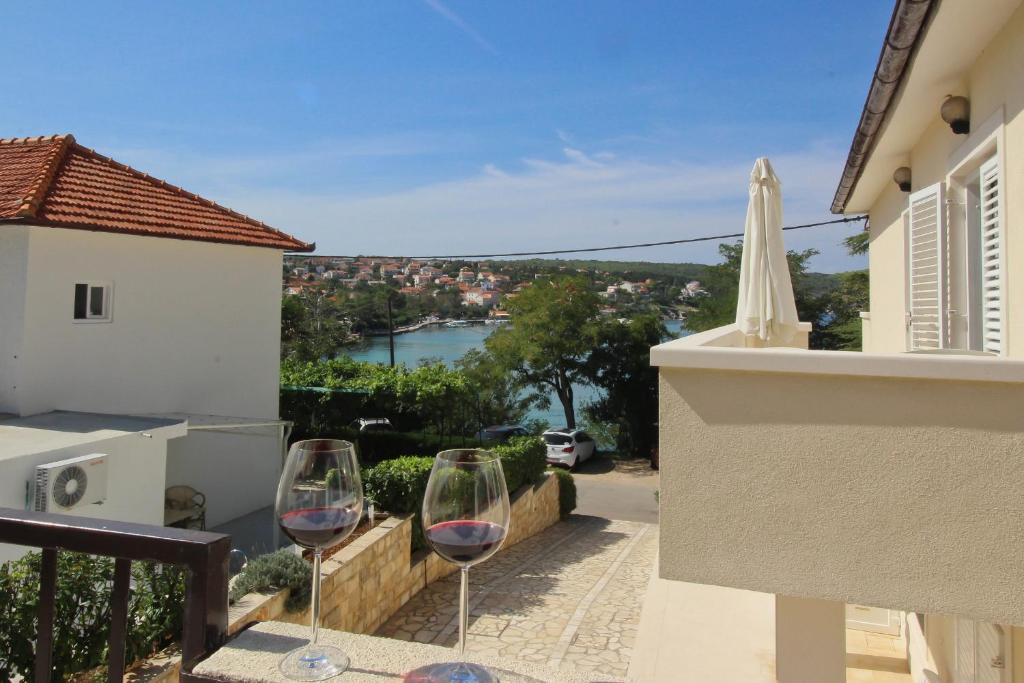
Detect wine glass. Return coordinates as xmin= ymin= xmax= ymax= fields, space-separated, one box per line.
xmin=421 ymin=449 xmax=511 ymax=683
xmin=275 ymin=439 xmax=363 ymax=680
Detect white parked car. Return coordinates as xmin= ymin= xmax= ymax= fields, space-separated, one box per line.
xmin=542 ymin=428 xmax=596 ymax=469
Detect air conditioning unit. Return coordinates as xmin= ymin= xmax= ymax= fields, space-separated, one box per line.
xmin=34 ymin=453 xmax=108 ymax=512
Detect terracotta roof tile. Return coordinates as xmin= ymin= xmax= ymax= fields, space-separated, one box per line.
xmin=0 ymin=134 xmax=313 ymax=251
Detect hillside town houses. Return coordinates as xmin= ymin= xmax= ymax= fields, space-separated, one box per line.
xmin=283 ymin=254 xmax=703 ymax=316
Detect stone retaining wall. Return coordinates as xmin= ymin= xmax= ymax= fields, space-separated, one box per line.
xmin=230 ymin=471 xmax=561 ymax=635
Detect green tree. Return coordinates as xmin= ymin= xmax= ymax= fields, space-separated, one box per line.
xmin=818 ymin=231 xmax=870 ymax=350
xmin=456 ymin=349 xmax=536 ymax=432
xmin=583 ymin=314 xmax=666 ymax=458
xmin=686 ymin=242 xmax=824 ymax=344
xmin=281 ymin=292 xmax=350 ymax=362
xmin=486 ymin=278 xmax=599 ymax=429
xmin=687 ymin=237 xmax=870 ymax=351
xmin=818 ymin=269 xmax=869 ymax=351
xmin=342 ymin=287 xmax=391 ymax=333
xmin=844 ymin=230 xmax=869 ymax=256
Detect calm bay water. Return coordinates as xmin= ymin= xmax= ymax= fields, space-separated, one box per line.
xmin=344 ymin=319 xmax=687 ymax=428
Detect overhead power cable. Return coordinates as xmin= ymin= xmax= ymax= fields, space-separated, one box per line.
xmin=300 ymin=215 xmax=866 ymax=260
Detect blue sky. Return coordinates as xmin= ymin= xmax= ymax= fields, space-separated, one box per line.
xmin=1 ymin=1 xmax=892 ymax=271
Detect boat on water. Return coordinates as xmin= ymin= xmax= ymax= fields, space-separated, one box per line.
xmin=445 ymin=320 xmax=470 ymax=328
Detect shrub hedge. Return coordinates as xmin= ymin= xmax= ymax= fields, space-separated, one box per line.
xmin=362 ymin=456 xmax=435 ymax=550
xmin=0 ymin=552 xmax=186 ymax=681
xmin=548 ymin=467 xmax=577 ymax=517
xmin=360 ymin=437 xmax=550 ymax=552
xmin=229 ymin=548 xmax=312 ymax=613
xmin=492 ymin=436 xmax=547 ymax=493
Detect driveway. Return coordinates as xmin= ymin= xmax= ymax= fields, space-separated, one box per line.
xmin=377 ymin=458 xmax=660 ymax=679
xmin=570 ymin=456 xmax=659 ymax=524
xmin=377 ymin=516 xmax=658 ymax=679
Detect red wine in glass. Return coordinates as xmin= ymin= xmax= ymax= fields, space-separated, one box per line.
xmin=280 ymin=506 xmax=361 ymax=549
xmin=275 ymin=439 xmax=363 ymax=681
xmin=425 ymin=520 xmax=506 ymax=565
xmin=421 ymin=449 xmax=511 ymax=683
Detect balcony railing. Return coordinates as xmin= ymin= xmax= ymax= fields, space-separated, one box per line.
xmin=0 ymin=507 xmax=230 ymax=682
xmin=650 ymin=323 xmax=1024 ymax=624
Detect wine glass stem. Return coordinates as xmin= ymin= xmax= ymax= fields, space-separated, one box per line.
xmin=458 ymin=565 xmax=469 ymax=657
xmin=310 ymin=549 xmax=322 ymax=647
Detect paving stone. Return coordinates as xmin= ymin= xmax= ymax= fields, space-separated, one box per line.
xmin=375 ymin=517 xmax=657 ymax=679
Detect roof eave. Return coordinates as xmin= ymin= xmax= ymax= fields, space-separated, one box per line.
xmin=830 ymin=0 xmax=939 ymax=215
xmin=0 ymin=217 xmax=315 ymax=253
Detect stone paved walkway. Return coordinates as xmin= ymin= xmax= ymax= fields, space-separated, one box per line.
xmin=376 ymin=516 xmax=658 ymax=679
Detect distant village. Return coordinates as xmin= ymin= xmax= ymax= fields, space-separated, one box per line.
xmin=283 ymin=255 xmax=706 ymax=322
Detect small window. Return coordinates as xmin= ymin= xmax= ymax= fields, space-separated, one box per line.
xmin=73 ymin=282 xmax=112 ymax=322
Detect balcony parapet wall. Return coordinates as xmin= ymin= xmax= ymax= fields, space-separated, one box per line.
xmin=651 ymin=324 xmax=1024 ymax=625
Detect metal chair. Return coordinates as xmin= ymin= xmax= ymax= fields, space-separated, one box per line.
xmin=165 ymin=485 xmax=207 ymax=530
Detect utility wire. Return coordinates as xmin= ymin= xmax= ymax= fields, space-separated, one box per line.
xmin=300 ymin=215 xmax=866 ymax=260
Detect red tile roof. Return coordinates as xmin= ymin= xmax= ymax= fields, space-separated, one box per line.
xmin=0 ymin=135 xmax=313 ymax=251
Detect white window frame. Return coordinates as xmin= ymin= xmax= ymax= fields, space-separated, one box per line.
xmin=946 ymin=107 xmax=1006 ymax=356
xmin=73 ymin=281 xmax=114 ymax=324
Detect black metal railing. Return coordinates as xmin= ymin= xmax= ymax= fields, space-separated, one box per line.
xmin=0 ymin=507 xmax=230 ymax=682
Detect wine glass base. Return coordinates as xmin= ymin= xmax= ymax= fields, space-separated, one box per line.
xmin=278 ymin=644 xmax=350 ymax=681
xmin=405 ymin=661 xmax=498 ymax=683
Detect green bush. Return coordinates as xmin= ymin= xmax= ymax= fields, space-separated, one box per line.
xmin=229 ymin=548 xmax=312 ymax=613
xmin=362 ymin=456 xmax=435 ymax=551
xmin=493 ymin=436 xmax=547 ymax=493
xmin=0 ymin=552 xmax=186 ymax=681
xmin=548 ymin=467 xmax=577 ymax=517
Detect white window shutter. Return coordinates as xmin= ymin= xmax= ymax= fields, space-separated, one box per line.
xmin=978 ymin=158 xmax=1003 ymax=354
xmin=956 ymin=618 xmax=978 ymax=683
xmin=907 ymin=182 xmax=947 ymax=350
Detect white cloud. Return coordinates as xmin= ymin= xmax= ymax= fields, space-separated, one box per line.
xmin=213 ymin=142 xmax=866 ymax=272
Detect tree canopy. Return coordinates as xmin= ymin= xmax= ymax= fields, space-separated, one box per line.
xmin=486 ymin=278 xmax=600 ymax=428
xmin=281 ymin=293 xmax=350 ymax=362
xmin=685 ymin=240 xmax=868 ymax=351
xmin=583 ymin=314 xmax=667 ymax=457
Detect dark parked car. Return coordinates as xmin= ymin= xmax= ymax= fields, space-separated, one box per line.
xmin=476 ymin=424 xmax=530 ymax=444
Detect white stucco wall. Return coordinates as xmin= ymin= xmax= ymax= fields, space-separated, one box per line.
xmin=10 ymin=225 xmax=283 ymax=419
xmin=658 ymin=365 xmax=1024 ymax=626
xmin=165 ymin=428 xmax=283 ymax=528
xmin=0 ymin=426 xmax=177 ymax=563
xmin=866 ymin=2 xmax=1024 ymax=357
xmin=0 ymin=226 xmax=29 ymax=414
xmin=0 ymin=225 xmax=290 ymax=531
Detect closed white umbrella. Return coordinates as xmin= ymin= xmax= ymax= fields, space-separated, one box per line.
xmin=735 ymin=157 xmax=800 ymax=343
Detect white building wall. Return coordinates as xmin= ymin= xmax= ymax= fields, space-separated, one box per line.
xmin=0 ymin=225 xmax=290 ymax=533
xmin=866 ymin=1 xmax=1024 ymax=357
xmin=0 ymin=430 xmax=173 ymax=564
xmin=12 ymin=226 xmax=283 ymax=419
xmin=0 ymin=226 xmax=29 ymax=414
xmin=165 ymin=428 xmax=283 ymax=528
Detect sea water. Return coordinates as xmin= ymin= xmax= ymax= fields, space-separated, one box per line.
xmin=344 ymin=319 xmax=687 ymax=428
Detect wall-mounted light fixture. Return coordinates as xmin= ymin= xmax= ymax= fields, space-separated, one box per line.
xmin=940 ymin=95 xmax=970 ymax=135
xmin=893 ymin=166 xmax=912 ymax=192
